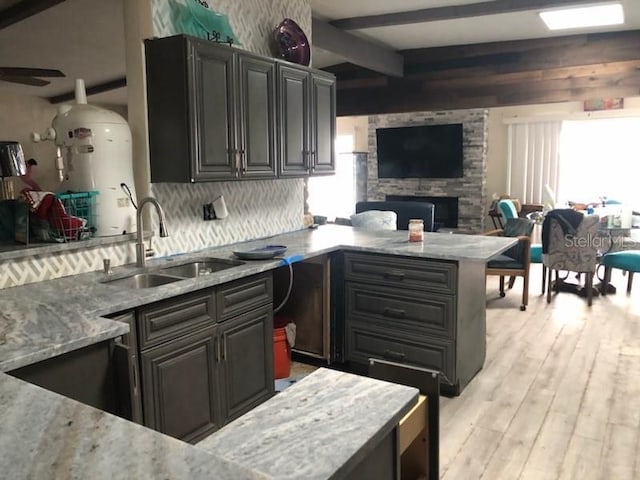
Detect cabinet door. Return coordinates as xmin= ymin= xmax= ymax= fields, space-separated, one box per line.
xmin=310 ymin=72 xmax=336 ymax=175
xmin=237 ymin=55 xmax=277 ymax=178
xmin=219 ymin=305 xmax=274 ymax=422
xmin=277 ymin=64 xmax=310 ymax=177
xmin=109 ymin=311 xmax=143 ymax=424
xmin=191 ymin=42 xmax=238 ymax=181
xmin=141 ymin=326 xmax=222 ymax=443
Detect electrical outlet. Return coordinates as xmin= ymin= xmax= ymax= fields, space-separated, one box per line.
xmin=203 ymin=203 xmax=215 ymax=220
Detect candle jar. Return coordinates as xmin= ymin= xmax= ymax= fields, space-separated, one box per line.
xmin=408 ymin=219 xmax=424 ymax=242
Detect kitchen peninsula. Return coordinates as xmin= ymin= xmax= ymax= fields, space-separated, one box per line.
xmin=0 ymin=225 xmax=515 ymax=477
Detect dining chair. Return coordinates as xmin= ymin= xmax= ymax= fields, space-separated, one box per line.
xmin=601 ymin=250 xmax=640 ymax=294
xmin=485 ymin=217 xmax=534 ymax=311
xmin=497 ymin=199 xmax=518 ymax=225
xmin=542 ymin=212 xmax=600 ymax=306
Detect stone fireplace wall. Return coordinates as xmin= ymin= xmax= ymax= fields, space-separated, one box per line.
xmin=367 ymin=109 xmax=488 ymax=233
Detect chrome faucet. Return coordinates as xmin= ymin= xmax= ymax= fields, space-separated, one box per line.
xmin=136 ymin=197 xmax=169 ymax=267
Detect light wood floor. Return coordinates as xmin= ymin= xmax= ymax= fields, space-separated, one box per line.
xmin=441 ymin=265 xmax=640 ymax=480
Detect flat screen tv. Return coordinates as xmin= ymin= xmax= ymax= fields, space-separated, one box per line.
xmin=376 ymin=123 xmax=463 ymax=178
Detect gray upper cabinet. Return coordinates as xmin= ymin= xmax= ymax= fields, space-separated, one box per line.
xmin=146 ymin=35 xmax=275 ymax=182
xmin=192 ymin=45 xmax=237 ymax=180
xmin=310 ymin=72 xmax=336 ymax=175
xmin=277 ymin=64 xmax=311 ymax=176
xmin=145 ymin=34 xmax=334 ymax=182
xmin=237 ymin=55 xmax=277 ymax=178
xmin=277 ymin=65 xmax=336 ymax=177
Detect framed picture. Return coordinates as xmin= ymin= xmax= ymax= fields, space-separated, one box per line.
xmin=583 ymin=98 xmax=624 ymax=111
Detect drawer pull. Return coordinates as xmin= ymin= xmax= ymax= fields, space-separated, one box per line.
xmin=384 ymin=270 xmax=405 ymax=281
xmin=383 ymin=307 xmax=406 ymax=319
xmin=383 ymin=349 xmax=406 ymax=361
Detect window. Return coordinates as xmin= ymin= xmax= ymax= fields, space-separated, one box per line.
xmin=307 ymin=135 xmax=356 ymax=220
xmin=558 ymin=117 xmax=640 ymax=208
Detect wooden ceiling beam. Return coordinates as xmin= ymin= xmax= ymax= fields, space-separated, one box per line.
xmin=312 ymin=18 xmax=403 ymax=77
xmin=330 ymin=0 xmax=605 ymax=30
xmin=48 ymin=76 xmax=126 ymax=104
xmin=0 ymin=0 xmax=65 ymax=30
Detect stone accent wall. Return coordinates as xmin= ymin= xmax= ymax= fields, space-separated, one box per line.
xmin=367 ymin=109 xmax=488 ymax=233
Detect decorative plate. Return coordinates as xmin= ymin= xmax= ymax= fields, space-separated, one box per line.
xmin=272 ymin=18 xmax=310 ymax=66
xmin=233 ymin=245 xmax=288 ymax=260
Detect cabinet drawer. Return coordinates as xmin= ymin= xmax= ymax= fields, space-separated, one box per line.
xmin=347 ymin=320 xmax=455 ymax=385
xmin=138 ymin=289 xmax=215 ymax=350
xmin=216 ymin=273 xmax=272 ymax=321
xmin=346 ymin=282 xmax=455 ymax=340
xmin=344 ymin=252 xmax=457 ymax=294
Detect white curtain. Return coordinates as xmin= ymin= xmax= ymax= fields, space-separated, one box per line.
xmin=507 ymin=121 xmax=562 ymax=204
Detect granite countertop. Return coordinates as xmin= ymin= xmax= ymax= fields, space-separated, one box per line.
xmin=0 ymin=225 xmax=516 ymax=372
xmin=0 ymin=372 xmax=259 ymax=480
xmin=0 ymin=367 xmax=417 ymax=479
xmin=198 ymin=368 xmax=419 ymax=479
xmin=0 ymin=226 xmax=497 ymax=479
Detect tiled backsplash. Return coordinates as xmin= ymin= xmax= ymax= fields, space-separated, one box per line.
xmin=0 ymin=179 xmax=304 ymax=289
xmin=367 ymin=109 xmax=488 ymax=233
xmin=150 ymin=180 xmax=304 ymax=256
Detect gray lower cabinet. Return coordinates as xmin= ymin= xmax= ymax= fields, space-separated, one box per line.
xmin=8 ymin=340 xmax=119 ymax=414
xmin=110 ymin=311 xmax=143 ymax=424
xmin=127 ymin=273 xmax=274 ymax=442
xmin=344 ymin=252 xmax=486 ymax=395
xmin=219 ymin=305 xmax=274 ymax=422
xmin=141 ymin=325 xmax=221 ymax=443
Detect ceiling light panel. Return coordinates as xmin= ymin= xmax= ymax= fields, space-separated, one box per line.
xmin=539 ymin=3 xmax=624 ymax=30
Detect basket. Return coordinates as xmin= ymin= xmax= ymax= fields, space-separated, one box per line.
xmin=52 ymin=191 xmax=98 ymax=241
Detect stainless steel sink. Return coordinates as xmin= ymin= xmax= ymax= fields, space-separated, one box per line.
xmin=161 ymin=258 xmax=244 ymax=278
xmin=103 ymin=273 xmax=183 ymax=289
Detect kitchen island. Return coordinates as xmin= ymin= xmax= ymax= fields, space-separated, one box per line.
xmin=0 ymin=225 xmax=514 ymax=478
xmin=0 ymin=367 xmax=416 ymax=479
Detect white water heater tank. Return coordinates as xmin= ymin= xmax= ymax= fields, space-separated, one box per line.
xmin=52 ymin=80 xmax=137 ymax=236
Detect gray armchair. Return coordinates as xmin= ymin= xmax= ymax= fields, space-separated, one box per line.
xmin=542 ymin=213 xmax=599 ymax=306
xmin=355 ymin=201 xmax=435 ymax=231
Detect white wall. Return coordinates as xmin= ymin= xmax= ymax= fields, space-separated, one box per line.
xmin=0 ymin=92 xmax=60 ymax=192
xmin=337 ymin=116 xmax=368 ymax=151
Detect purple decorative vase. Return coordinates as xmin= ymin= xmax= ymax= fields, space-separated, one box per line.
xmin=272 ymin=18 xmax=310 ymax=66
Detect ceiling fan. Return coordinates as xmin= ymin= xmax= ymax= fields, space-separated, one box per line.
xmin=0 ymin=67 xmax=65 ymax=86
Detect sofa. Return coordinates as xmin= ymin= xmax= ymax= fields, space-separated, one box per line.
xmin=355 ymin=201 xmax=435 ymax=232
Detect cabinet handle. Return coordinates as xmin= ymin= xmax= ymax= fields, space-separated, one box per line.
xmin=235 ymin=150 xmax=242 ymax=175
xmin=384 ymin=270 xmax=405 ymax=281
xmin=240 ymin=149 xmax=247 ymax=173
xmin=383 ymin=307 xmax=406 ymax=319
xmin=131 ymin=354 xmax=138 ymax=393
xmin=222 ymin=334 xmax=227 ymax=361
xmin=215 ymin=336 xmax=220 ymax=363
xmin=383 ymin=350 xmax=406 ymax=361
